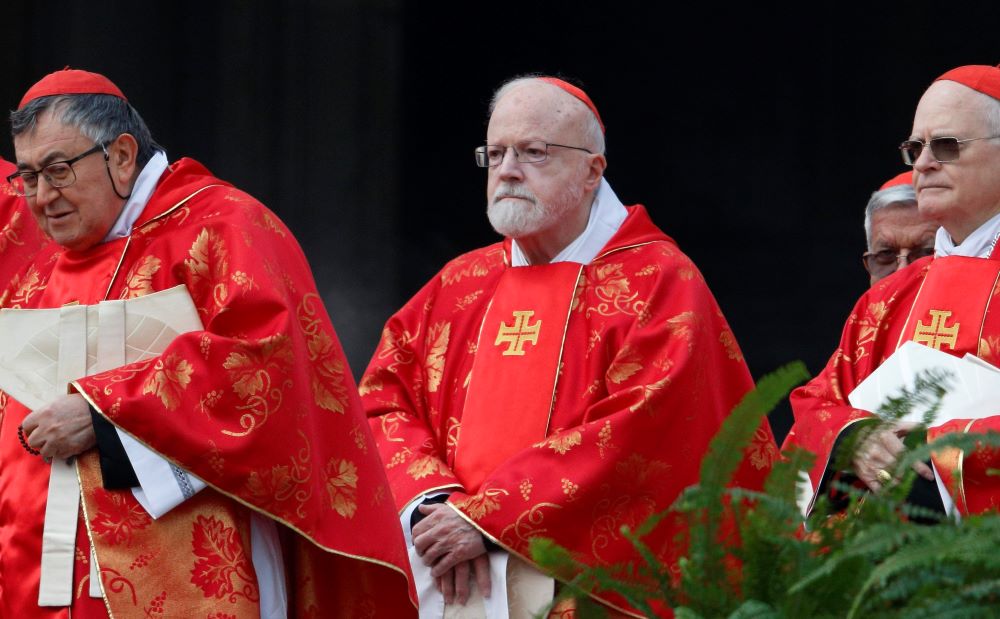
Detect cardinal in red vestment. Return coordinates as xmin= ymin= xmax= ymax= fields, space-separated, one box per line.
xmin=0 ymin=69 xmax=415 ymax=617
xmin=785 ymin=64 xmax=1000 ymax=517
xmin=361 ymin=76 xmax=777 ymax=618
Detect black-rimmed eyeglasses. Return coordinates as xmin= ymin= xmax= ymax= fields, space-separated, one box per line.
xmin=899 ymin=135 xmax=1000 ymax=166
xmin=6 ymin=142 xmax=108 ymax=197
xmin=474 ymin=141 xmax=592 ymax=168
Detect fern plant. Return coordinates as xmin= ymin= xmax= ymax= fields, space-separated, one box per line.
xmin=531 ymin=363 xmax=1000 ymax=618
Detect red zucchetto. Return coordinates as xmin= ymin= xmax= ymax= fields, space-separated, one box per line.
xmin=18 ymin=68 xmax=127 ymax=110
xmin=538 ymin=76 xmax=605 ymax=134
xmin=934 ymin=64 xmax=1000 ymax=100
xmin=880 ymin=170 xmax=914 ymax=190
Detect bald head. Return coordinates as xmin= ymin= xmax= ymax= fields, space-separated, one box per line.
xmin=490 ymin=78 xmax=605 ymax=155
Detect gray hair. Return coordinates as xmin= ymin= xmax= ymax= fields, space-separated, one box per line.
xmin=11 ymin=94 xmax=162 ymax=168
xmin=864 ymin=184 xmax=917 ymax=248
xmin=489 ymin=75 xmax=606 ymax=155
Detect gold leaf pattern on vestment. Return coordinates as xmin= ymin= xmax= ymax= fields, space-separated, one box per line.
xmin=406 ymin=454 xmax=454 ymax=480
xmin=376 ymin=324 xmax=418 ymax=371
xmin=91 ymin=488 xmax=152 ymax=545
xmin=577 ymin=261 xmax=648 ymax=319
xmin=184 ymin=227 xmax=230 ymax=314
xmin=190 ymin=515 xmax=259 ymax=602
xmin=324 ymin=459 xmax=359 ymax=518
xmin=455 ymin=290 xmax=484 ymax=311
xmin=221 ymin=335 xmax=293 ymax=436
xmin=244 ymin=465 xmax=296 ymax=512
xmin=499 ymin=502 xmax=561 ymax=545
xmin=454 ymin=488 xmax=508 ymax=521
xmin=852 ymin=300 xmax=890 ymax=363
xmin=635 ymin=264 xmax=658 ymax=277
xmin=607 ymin=345 xmax=643 ymax=384
xmin=979 ymin=336 xmax=1000 ymax=364
xmin=425 ymin=321 xmax=450 ymax=393
xmin=719 ymin=329 xmax=744 ymax=362
xmin=439 ymin=248 xmax=503 ymax=286
xmin=142 ymin=354 xmax=194 ymax=411
xmin=119 ymin=255 xmax=161 ymax=299
xmin=666 ymin=311 xmax=699 ymax=352
xmin=224 ymin=335 xmax=293 ymax=400
xmin=628 ymin=375 xmax=672 ymax=415
xmin=312 ymin=357 xmax=348 ymax=414
xmin=748 ymin=426 xmax=779 ymax=470
xmin=0 ymin=208 xmax=24 ymax=252
xmin=8 ymin=263 xmax=45 ymax=307
xmin=358 ymin=372 xmax=383 ymax=396
xmin=538 ymin=430 xmax=582 ymax=455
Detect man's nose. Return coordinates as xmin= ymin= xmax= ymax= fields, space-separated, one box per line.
xmin=913 ymin=141 xmax=940 ymax=173
xmin=33 ymin=175 xmax=60 ymax=207
xmin=895 ymin=249 xmax=914 ymax=271
xmin=495 ymin=147 xmax=524 ymax=180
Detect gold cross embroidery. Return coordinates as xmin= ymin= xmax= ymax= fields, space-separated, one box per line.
xmin=913 ymin=309 xmax=960 ymax=350
xmin=495 ymin=310 xmax=541 ymax=356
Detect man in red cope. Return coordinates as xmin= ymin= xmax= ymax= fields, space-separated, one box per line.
xmin=786 ymin=64 xmax=1000 ymax=517
xmin=862 ymin=171 xmax=938 ymax=285
xmin=1 ymin=69 xmax=415 ymax=617
xmin=361 ymin=76 xmax=778 ymax=617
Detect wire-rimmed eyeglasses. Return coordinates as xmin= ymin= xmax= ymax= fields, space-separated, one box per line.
xmin=899 ymin=135 xmax=1000 ymax=166
xmin=474 ymin=141 xmax=592 ymax=168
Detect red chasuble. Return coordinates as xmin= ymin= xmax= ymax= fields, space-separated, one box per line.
xmin=0 ymin=157 xmax=55 ymax=308
xmin=0 ymin=158 xmax=415 ymax=617
xmin=786 ymin=249 xmax=1000 ymax=515
xmin=362 ymin=205 xmax=777 ymax=617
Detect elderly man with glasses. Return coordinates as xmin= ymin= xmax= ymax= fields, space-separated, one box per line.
xmin=862 ymin=171 xmax=939 ymax=285
xmin=361 ymin=75 xmax=777 ymax=618
xmin=785 ymin=64 xmax=1000 ymax=518
xmin=0 ymin=69 xmax=415 ymax=617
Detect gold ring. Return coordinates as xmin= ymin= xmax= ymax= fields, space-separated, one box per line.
xmin=876 ymin=469 xmax=892 ymax=484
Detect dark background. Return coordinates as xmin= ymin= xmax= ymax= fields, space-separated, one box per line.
xmin=4 ymin=1 xmax=998 ymax=441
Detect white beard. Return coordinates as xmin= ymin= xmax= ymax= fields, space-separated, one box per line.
xmin=487 ymin=182 xmax=582 ymax=239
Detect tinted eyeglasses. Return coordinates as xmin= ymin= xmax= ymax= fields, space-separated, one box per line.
xmin=862 ymin=246 xmax=935 ymax=279
xmin=899 ymin=135 xmax=1000 ymax=166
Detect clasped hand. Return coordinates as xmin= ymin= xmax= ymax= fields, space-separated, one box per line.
xmin=853 ymin=421 xmax=935 ymax=491
xmin=411 ymin=502 xmax=492 ymax=605
xmin=20 ymin=394 xmax=96 ymax=461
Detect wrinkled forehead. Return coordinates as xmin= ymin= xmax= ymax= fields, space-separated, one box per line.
xmin=913 ymin=81 xmax=995 ymax=135
xmin=13 ymin=109 xmax=87 ymax=164
xmin=487 ymin=82 xmax=589 ymax=142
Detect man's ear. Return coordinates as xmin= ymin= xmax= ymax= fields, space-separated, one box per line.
xmin=583 ymin=153 xmax=607 ymax=191
xmin=108 ymin=133 xmax=139 ymax=187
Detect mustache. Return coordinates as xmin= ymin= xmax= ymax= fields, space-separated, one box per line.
xmin=492 ymin=183 xmax=537 ymax=205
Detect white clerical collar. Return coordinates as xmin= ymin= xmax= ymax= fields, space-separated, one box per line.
xmin=934 ymin=211 xmax=1000 ymax=259
xmin=102 ymin=150 xmax=169 ymax=242
xmin=510 ymin=177 xmax=628 ymax=267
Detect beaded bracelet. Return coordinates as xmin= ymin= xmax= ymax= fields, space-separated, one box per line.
xmin=17 ymin=425 xmax=40 ymax=456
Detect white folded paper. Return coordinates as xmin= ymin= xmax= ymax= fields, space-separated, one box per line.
xmin=848 ymin=340 xmax=1000 ymax=427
